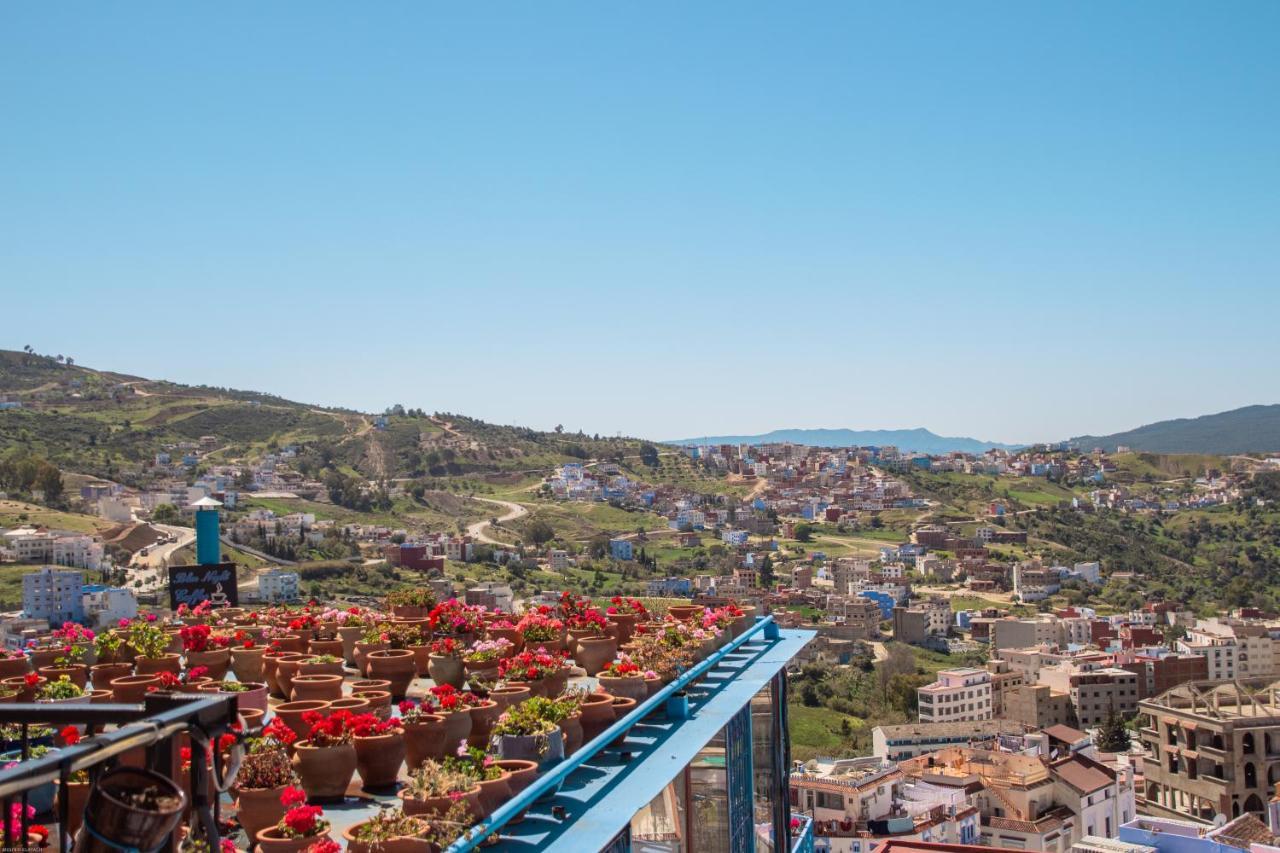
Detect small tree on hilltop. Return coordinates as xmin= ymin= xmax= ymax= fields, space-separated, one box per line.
xmin=1095 ymin=707 xmax=1131 ymax=753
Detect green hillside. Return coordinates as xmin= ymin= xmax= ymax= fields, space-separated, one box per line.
xmin=1071 ymin=405 xmax=1280 ymax=455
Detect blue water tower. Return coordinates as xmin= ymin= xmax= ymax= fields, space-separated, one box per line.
xmin=191 ymin=496 xmax=223 ymax=565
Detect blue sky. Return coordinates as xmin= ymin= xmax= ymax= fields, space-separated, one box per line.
xmin=3 ymin=3 xmax=1277 ymax=444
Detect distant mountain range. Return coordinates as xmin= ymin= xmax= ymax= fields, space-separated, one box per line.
xmin=662 ymin=427 xmax=1019 ymax=455
xmin=1068 ymin=405 xmax=1280 ymax=455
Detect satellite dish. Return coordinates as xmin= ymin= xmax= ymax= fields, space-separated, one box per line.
xmin=1212 ymin=813 xmax=1227 ymax=828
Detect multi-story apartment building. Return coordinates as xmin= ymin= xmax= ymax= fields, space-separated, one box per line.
xmin=918 ymin=668 xmax=993 ymax=724
xmin=826 ymin=596 xmax=884 ymax=640
xmin=1139 ymin=676 xmax=1280 ymax=823
xmin=872 ymin=720 xmax=1030 ymax=762
xmin=1040 ymin=661 xmax=1141 ymax=727
xmin=992 ymin=616 xmax=1066 ymax=651
xmin=1005 ymin=684 xmax=1077 ymax=730
xmin=986 ymin=658 xmax=1026 ymax=716
xmin=22 ymin=567 xmax=86 ymax=624
xmin=256 ymin=568 xmax=299 ymax=603
xmin=892 ymin=597 xmax=951 ymax=646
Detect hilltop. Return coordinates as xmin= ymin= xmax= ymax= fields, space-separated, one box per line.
xmin=1069 ymin=404 xmax=1280 ymax=455
xmin=0 ymin=348 xmax=663 ymax=484
xmin=663 ymin=427 xmax=1019 ymax=454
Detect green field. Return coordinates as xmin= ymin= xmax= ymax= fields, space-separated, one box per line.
xmin=787 ymin=703 xmax=867 ymax=762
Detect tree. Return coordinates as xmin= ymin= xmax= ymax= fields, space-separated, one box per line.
xmin=152 ymin=503 xmax=181 ymax=524
xmin=794 ymin=523 xmax=813 ymax=543
xmin=1095 ymin=707 xmax=1132 ymax=753
xmin=759 ymin=555 xmax=775 ymax=589
xmin=526 ymin=519 xmax=556 ymax=547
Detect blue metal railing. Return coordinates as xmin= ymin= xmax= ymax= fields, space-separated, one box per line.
xmin=447 ymin=614 xmax=779 ymax=852
xmin=790 ymin=814 xmax=814 ymax=853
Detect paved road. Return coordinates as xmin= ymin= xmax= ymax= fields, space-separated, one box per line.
xmin=466 ymin=497 xmax=529 ymax=547
xmin=128 ymin=523 xmax=195 ymax=593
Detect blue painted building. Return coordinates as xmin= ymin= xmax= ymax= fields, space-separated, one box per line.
xmin=450 ymin=618 xmax=815 ymax=853
xmin=859 ymin=589 xmax=896 ymax=620
xmin=609 ymin=538 xmax=634 ymax=561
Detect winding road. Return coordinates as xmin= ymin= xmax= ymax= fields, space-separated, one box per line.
xmin=466 ymin=497 xmax=529 ymax=547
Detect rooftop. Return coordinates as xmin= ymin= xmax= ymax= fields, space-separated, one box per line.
xmin=1141 ymin=677 xmax=1280 ymax=721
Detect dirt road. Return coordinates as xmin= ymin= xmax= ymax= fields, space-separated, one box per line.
xmin=466 ymin=497 xmax=529 ymax=547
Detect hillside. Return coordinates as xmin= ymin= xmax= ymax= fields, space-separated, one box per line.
xmin=663 ymin=427 xmax=1018 ymax=454
xmin=1070 ymin=405 xmax=1280 ymax=455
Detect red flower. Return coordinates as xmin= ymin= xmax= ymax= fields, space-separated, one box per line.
xmin=280 ymin=786 xmax=307 ymax=808
xmin=262 ymin=717 xmax=297 ymax=746
xmin=283 ymin=804 xmax=324 ymax=837
xmin=59 ymin=727 xmax=80 ymax=746
xmin=23 ymin=673 xmax=38 ymax=688
xmin=306 ymin=840 xmax=340 ymax=853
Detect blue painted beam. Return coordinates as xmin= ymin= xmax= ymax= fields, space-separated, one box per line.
xmin=448 ymin=622 xmax=814 ymax=853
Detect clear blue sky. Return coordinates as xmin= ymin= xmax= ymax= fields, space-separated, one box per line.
xmin=3 ymin=3 xmax=1277 ymax=444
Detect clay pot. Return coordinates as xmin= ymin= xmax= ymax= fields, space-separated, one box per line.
xmin=134 ymin=654 xmax=182 ymax=676
xmin=439 ymin=710 xmax=473 ymax=756
xmin=494 ymin=759 xmax=539 ymax=823
xmin=400 ymin=785 xmax=483 ymax=821
xmin=502 ymin=678 xmax=545 ymax=698
xmin=275 ymin=700 xmax=331 ymax=742
xmin=526 ymin=636 xmax=566 ymax=654
xmin=3 ymin=674 xmax=43 ymax=702
xmin=367 ymin=649 xmax=416 ymax=698
xmin=343 ymin=816 xmax=430 ymax=853
xmin=184 ymin=648 xmax=231 ymax=680
xmin=558 ymin=712 xmax=584 ymax=756
xmin=427 ymin=654 xmax=464 ymax=689
xmin=239 ymin=708 xmax=265 ymax=732
xmin=328 ymin=696 xmax=372 ymax=715
xmin=350 ymin=690 xmax=390 ymax=720
xmin=667 ymin=605 xmax=703 ymax=621
xmin=407 ymin=644 xmax=432 ymax=677
xmin=598 ymin=674 xmax=647 ymax=704
xmin=734 ymin=606 xmax=759 ymax=637
xmin=579 ymin=691 xmax=616 ymax=742
xmin=230 ymin=647 xmax=266 ymax=683
xmin=26 ymin=647 xmax=61 ymax=670
xmin=199 ymin=681 xmax=269 ymax=715
xmin=274 ymin=654 xmax=308 ymax=699
xmin=177 ymin=676 xmax=213 ymax=694
xmin=355 ymin=731 xmax=406 ymax=790
xmin=256 ymin=827 xmax=333 ymax=853
xmin=307 ymin=638 xmax=344 ymax=659
xmin=609 ymin=697 xmax=638 ymax=746
xmin=391 ymin=605 xmax=426 ymax=619
xmin=338 ymin=626 xmax=363 ymax=664
xmin=644 ymin=675 xmax=664 ymax=700
xmin=485 ymin=627 xmax=522 ymax=652
xmin=110 ymin=674 xmax=161 ymax=703
xmin=544 ymin=667 xmax=570 ymax=698
xmin=466 ymin=700 xmax=501 ymax=748
xmin=353 ymin=641 xmax=387 ymax=676
xmin=38 ymin=664 xmax=88 ymax=690
xmin=0 ymin=657 xmax=31 ymax=680
xmin=90 ymin=662 xmax=133 ymax=690
xmin=475 ymin=768 xmax=512 ymax=815
xmin=574 ymin=636 xmax=617 ymax=676
xmin=403 ymin=714 xmax=447 ymax=769
xmin=87 ymin=688 xmax=114 ymax=704
xmin=608 ymin=612 xmax=639 ymax=645
xmin=235 ymin=784 xmax=288 ymax=842
xmin=56 ymin=779 xmax=89 ymax=836
xmin=487 ymin=685 xmax=531 ymax=714
xmin=351 ymin=678 xmax=392 ymax=694
xmin=298 ymin=657 xmax=344 ymax=678
xmin=292 ymin=740 xmax=357 ymax=801
xmin=291 ymin=674 xmax=344 ymax=702
xmin=272 ymin=634 xmax=305 ymax=654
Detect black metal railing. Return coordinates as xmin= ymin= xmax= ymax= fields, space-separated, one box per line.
xmin=0 ymin=692 xmax=240 ymax=853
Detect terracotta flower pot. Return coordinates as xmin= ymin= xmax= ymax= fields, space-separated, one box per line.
xmin=402 ymin=713 xmax=447 ymax=769
xmin=399 ymin=785 xmax=483 ymax=821
xmin=544 ymin=667 xmax=570 ymax=698
xmin=87 ymin=688 xmax=114 ymax=704
xmin=607 ymin=612 xmax=639 ymax=644
xmin=501 ymin=678 xmax=545 ymax=698
xmin=354 ymin=731 xmax=406 ymax=790
xmin=239 ymin=708 xmax=265 ymax=732
xmin=134 ymin=654 xmax=181 ymax=676
xmin=37 ymin=664 xmax=88 ymax=690
xmin=231 ymin=647 xmax=266 ymax=683
xmin=199 ymin=681 xmax=269 ymax=715
xmin=343 ymin=816 xmax=430 ymax=853
xmin=407 ymin=644 xmax=432 ymax=677
xmin=573 ymin=636 xmax=617 ymax=676
xmin=579 ymin=691 xmax=615 ymax=742
xmin=275 ymin=699 xmax=331 ymax=742
xmin=90 ymin=662 xmax=133 ymax=690
xmin=367 ymin=649 xmax=416 ymax=699
xmin=598 ymin=674 xmax=647 ymax=704
xmin=256 ymin=827 xmax=332 ymax=853
xmin=272 ymin=634 xmax=305 ymax=654
xmin=328 ymin=696 xmax=372 ymax=715
xmin=57 ymin=779 xmax=89 ymax=837
xmin=644 ymin=675 xmax=664 ymax=700
xmin=291 ymin=674 xmax=344 ymax=702
xmin=466 ymin=700 xmax=501 ymax=748
xmin=338 ymin=626 xmax=363 ymax=664
xmin=184 ymin=648 xmax=231 ymax=680
xmin=427 ymin=654 xmax=464 ymax=689
xmin=558 ymin=712 xmax=584 ymax=755
xmin=610 ymin=697 xmax=637 ymax=746
xmin=667 ymin=605 xmax=703 ymax=621
xmin=274 ymin=654 xmax=308 ymax=699
xmin=350 ymin=691 xmax=389 ymax=720
xmin=475 ymin=768 xmax=512 ymax=815
xmin=110 ymin=674 xmax=161 ymax=703
xmin=298 ymin=658 xmax=344 ymax=678
xmin=0 ymin=657 xmax=31 ymax=680
xmin=350 ymin=678 xmax=392 ymax=693
xmin=494 ymin=758 xmax=539 ymax=822
xmin=306 ymin=638 xmax=344 ymax=659
xmin=439 ymin=709 xmax=472 ymax=755
xmin=26 ymin=647 xmax=61 ymax=670
xmin=235 ymin=784 xmax=288 ymax=843
xmin=353 ymin=641 xmax=387 ymax=676
xmin=487 ymin=685 xmax=531 ymax=714
xmin=3 ymin=674 xmax=43 ymax=702
xmin=292 ymin=740 xmax=357 ymax=801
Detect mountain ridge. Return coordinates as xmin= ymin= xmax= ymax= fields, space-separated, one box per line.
xmin=662 ymin=427 xmax=1020 ymax=454
xmin=1068 ymin=404 xmax=1280 ymax=454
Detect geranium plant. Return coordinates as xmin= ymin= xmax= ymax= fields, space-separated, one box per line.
xmin=427 ymin=599 xmax=485 ymax=635
xmin=276 ymin=787 xmax=329 ymax=839
xmin=515 ymin=611 xmax=563 ymax=643
xmin=497 ymin=648 xmax=566 ymax=682
xmin=463 ymin=639 xmax=511 ymax=664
